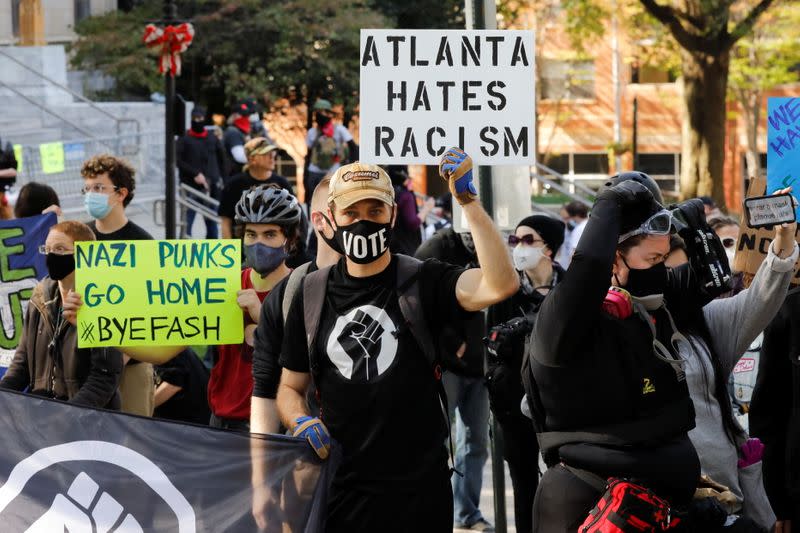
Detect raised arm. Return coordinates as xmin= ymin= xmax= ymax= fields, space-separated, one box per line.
xmin=437 ymin=148 xmax=518 ymax=312
xmin=703 ymin=239 xmax=798 ymax=377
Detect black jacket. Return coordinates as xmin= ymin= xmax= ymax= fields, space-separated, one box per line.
xmin=176 ymin=131 xmax=225 ymax=189
xmin=415 ymin=227 xmax=484 ymax=377
xmin=750 ymin=287 xmax=800 ymax=521
xmin=529 ymin=193 xmax=701 ymax=503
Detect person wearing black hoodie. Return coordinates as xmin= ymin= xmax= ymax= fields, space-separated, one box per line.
xmin=176 ymin=106 xmax=225 ymax=238
xmin=485 ymin=214 xmax=565 ymax=533
xmin=750 ymin=288 xmax=800 ymax=531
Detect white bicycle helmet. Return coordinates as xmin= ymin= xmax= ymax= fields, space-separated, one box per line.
xmin=234 ymin=184 xmax=302 ymax=225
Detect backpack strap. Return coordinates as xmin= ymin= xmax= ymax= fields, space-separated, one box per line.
xmin=283 ymin=262 xmax=312 ymax=323
xmin=302 ymin=266 xmax=333 ymax=377
xmin=395 ymin=254 xmax=460 ymax=476
xmin=395 ymin=255 xmax=437 ymax=366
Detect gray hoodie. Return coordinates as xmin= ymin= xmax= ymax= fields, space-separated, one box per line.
xmin=686 ymin=241 xmax=798 ymax=528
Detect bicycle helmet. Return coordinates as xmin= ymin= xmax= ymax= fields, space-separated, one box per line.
xmin=600 ymin=171 xmax=664 ymax=205
xmin=234 ymin=184 xmax=302 ymax=225
xmin=597 ymin=171 xmax=668 ymax=240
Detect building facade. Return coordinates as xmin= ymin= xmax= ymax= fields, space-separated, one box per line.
xmin=0 ymin=0 xmax=116 ymax=45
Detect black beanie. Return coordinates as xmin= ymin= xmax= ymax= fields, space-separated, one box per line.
xmin=516 ymin=215 xmax=565 ymax=255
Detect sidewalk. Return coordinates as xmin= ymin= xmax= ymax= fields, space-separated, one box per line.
xmin=476 ymin=455 xmax=517 ymax=533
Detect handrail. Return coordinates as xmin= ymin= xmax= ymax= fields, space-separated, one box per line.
xmin=0 ymin=81 xmax=97 ymax=139
xmin=0 ymin=48 xmax=123 ymax=123
xmin=534 ymin=162 xmax=598 ymax=198
xmin=530 ymin=170 xmax=593 ymax=207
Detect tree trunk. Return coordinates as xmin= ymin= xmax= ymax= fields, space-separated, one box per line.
xmin=739 ymin=90 xmax=761 ymax=180
xmin=678 ymin=48 xmax=730 ymax=204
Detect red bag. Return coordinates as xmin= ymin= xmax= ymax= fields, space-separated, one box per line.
xmin=580 ymin=478 xmax=678 ymax=532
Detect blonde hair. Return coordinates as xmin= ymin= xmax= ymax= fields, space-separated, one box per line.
xmin=51 ymin=220 xmax=96 ymax=243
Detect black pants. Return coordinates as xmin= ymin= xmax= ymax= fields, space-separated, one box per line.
xmin=496 ymin=411 xmax=540 ymax=533
xmin=532 ymin=464 xmax=602 ymax=533
xmin=486 ymin=361 xmax=541 ymax=533
xmin=326 ymin=471 xmax=453 ymax=533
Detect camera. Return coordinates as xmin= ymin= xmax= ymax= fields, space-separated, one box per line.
xmin=670 ymin=199 xmax=732 ymax=297
xmin=484 ymin=315 xmax=535 ymax=361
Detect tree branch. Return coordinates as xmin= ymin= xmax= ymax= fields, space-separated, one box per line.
xmin=725 ymin=0 xmax=776 ymax=50
xmin=637 ymin=0 xmax=707 ymax=52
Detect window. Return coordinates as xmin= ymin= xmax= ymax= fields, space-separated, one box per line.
xmin=573 ymin=153 xmax=608 ymax=174
xmin=637 ymin=153 xmax=677 ymax=176
xmin=541 ymin=153 xmax=569 ymax=175
xmin=74 ymin=0 xmax=91 ymax=24
xmin=12 ymin=0 xmax=21 ymax=37
xmin=541 ymin=59 xmax=595 ymax=100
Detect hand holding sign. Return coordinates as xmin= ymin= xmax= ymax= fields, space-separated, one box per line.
xmin=771 ymin=186 xmax=798 ymax=259
xmin=237 ymin=288 xmax=262 ymax=323
xmin=62 ymin=290 xmax=82 ymax=327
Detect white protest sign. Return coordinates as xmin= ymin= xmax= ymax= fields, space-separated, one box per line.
xmin=359 ymin=29 xmax=535 ymax=166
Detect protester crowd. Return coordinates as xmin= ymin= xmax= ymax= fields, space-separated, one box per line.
xmin=2 ymin=97 xmax=800 ymax=533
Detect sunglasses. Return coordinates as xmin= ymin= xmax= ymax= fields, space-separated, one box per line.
xmin=618 ymin=209 xmax=674 ymax=243
xmin=508 ymin=234 xmax=544 ymax=246
xmin=721 ymin=237 xmax=736 ymax=248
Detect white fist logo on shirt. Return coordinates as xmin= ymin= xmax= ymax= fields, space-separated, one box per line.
xmin=326 ymin=305 xmax=398 ymax=381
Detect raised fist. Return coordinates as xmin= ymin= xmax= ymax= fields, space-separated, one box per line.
xmin=27 ymin=472 xmax=143 ymax=533
xmin=337 ymin=310 xmax=384 ymax=381
xmin=439 ymin=147 xmax=477 ymax=206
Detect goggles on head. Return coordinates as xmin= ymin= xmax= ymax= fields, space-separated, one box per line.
xmin=618 ymin=208 xmax=674 ymax=244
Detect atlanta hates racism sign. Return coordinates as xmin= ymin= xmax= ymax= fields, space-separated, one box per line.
xmin=359 ymin=30 xmax=535 ymax=166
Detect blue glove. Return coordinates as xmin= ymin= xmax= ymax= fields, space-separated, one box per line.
xmin=292 ymin=416 xmax=331 ymax=460
xmin=439 ymin=147 xmax=477 ymax=205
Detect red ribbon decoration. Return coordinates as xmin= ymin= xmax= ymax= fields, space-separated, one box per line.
xmin=142 ymin=23 xmax=194 ymax=76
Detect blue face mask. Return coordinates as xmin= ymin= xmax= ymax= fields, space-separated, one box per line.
xmin=244 ymin=242 xmax=287 ymax=276
xmin=85 ymin=192 xmax=113 ymax=220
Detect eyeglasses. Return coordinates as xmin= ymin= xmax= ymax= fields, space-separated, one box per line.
xmin=618 ymin=209 xmax=674 ymax=243
xmin=38 ymin=244 xmax=73 ymax=255
xmin=721 ymin=237 xmax=736 ymax=248
xmin=508 ymin=234 xmax=544 ymax=246
xmin=81 ymin=184 xmax=119 ymax=195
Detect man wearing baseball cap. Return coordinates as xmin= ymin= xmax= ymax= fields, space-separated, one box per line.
xmin=218 ymin=137 xmax=294 ymax=239
xmin=277 ymin=149 xmax=518 ymax=531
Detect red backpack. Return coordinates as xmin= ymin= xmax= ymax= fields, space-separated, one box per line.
xmin=581 ymin=478 xmax=680 ymax=532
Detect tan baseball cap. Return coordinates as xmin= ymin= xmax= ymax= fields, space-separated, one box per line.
xmin=244 ymin=137 xmax=278 ymax=158
xmin=328 ymin=163 xmax=395 ymax=208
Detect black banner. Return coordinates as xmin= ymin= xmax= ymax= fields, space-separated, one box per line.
xmin=0 ymin=391 xmax=339 ymax=532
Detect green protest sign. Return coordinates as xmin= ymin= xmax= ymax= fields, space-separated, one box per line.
xmin=13 ymin=145 xmax=23 ymax=173
xmin=75 ymin=240 xmax=243 ymax=348
xmin=39 ymin=142 xmax=65 ymax=174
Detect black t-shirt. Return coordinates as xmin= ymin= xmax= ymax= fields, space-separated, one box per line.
xmin=252 ymin=264 xmax=305 ymax=399
xmin=88 ymin=220 xmax=154 ymax=241
xmin=218 ymin=173 xmax=295 ymax=220
xmin=280 ymin=256 xmax=467 ymax=490
xmin=154 ymin=350 xmax=211 ymax=425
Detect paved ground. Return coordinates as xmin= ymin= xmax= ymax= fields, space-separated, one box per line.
xmin=477 ymin=456 xmax=517 ymax=533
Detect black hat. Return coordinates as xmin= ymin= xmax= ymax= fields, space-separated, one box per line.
xmin=232 ymin=99 xmax=256 ymax=116
xmin=191 ymin=106 xmax=206 ymax=118
xmin=516 ymin=215 xmax=565 ymax=255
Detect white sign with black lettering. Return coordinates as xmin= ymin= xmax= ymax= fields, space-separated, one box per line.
xmin=359 ymin=29 xmax=535 ymax=165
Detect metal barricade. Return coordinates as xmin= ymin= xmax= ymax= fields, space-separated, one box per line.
xmin=13 ymin=131 xmax=166 ymax=215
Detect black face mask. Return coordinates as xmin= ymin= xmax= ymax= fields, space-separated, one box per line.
xmin=619 ymin=257 xmax=667 ymax=297
xmin=46 ymin=253 xmax=75 ymax=281
xmin=190 ymin=120 xmax=205 ymax=133
xmin=319 ymin=214 xmax=344 ymax=255
xmin=334 ymin=219 xmax=392 ymax=264
xmin=315 ymin=112 xmax=331 ymax=127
